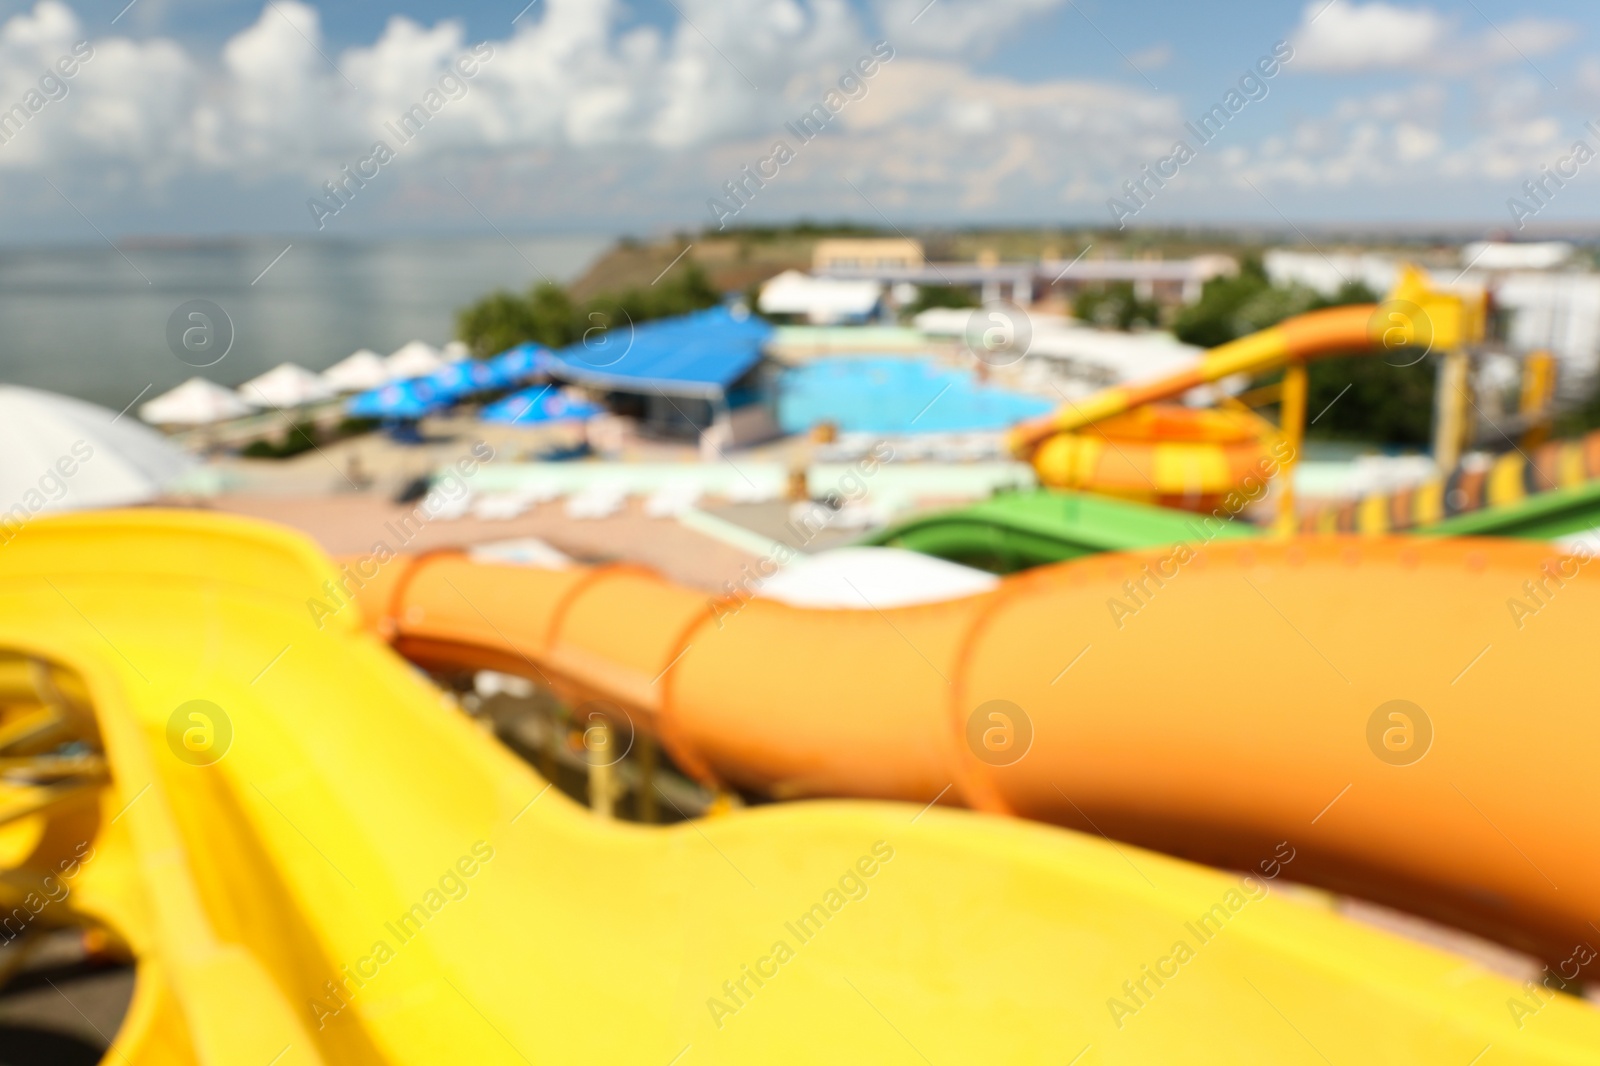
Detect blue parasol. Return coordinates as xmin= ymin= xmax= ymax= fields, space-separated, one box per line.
xmin=345 ymin=379 xmax=448 ymax=420
xmin=481 ymin=386 xmax=603 ymax=425
xmin=488 ymin=343 xmax=552 ymax=383
xmin=423 ymin=358 xmax=515 ymax=400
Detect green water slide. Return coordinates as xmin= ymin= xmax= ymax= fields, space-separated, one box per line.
xmin=1420 ymin=477 xmax=1600 ymax=541
xmin=860 ymin=489 xmax=1259 ymax=573
xmin=867 ymin=477 xmax=1600 ymax=575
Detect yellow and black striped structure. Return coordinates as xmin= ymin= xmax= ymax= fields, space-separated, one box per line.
xmin=1300 ymin=430 xmax=1600 ymax=534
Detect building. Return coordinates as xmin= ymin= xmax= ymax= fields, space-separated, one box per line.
xmin=1461 ymin=241 xmax=1574 ymax=271
xmin=1040 ymin=254 xmax=1239 ymax=306
xmin=815 ymin=253 xmax=1236 ymax=307
xmin=812 ymin=238 xmax=925 ymax=272
xmin=542 ymin=306 xmax=780 ymax=453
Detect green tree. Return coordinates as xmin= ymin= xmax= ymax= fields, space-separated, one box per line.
xmin=1175 ymin=268 xmax=1432 ymax=446
xmin=456 ymin=268 xmax=721 ymax=357
xmin=456 ymin=290 xmax=537 ymax=358
xmin=1555 ymin=390 xmax=1600 ymax=437
xmin=903 ymin=284 xmax=979 ymax=318
xmin=1176 ymin=265 xmax=1377 ymax=349
xmin=1304 ymin=354 xmax=1434 ymax=445
xmin=1290 ymin=280 xmax=1432 ymax=445
xmin=1073 ymin=281 xmax=1160 ymax=331
xmin=1172 ymin=257 xmax=1274 ymax=348
xmin=1229 ymin=281 xmax=1322 ymax=335
xmin=456 ymin=283 xmax=577 ymax=356
xmin=526 ymin=282 xmax=580 ymax=347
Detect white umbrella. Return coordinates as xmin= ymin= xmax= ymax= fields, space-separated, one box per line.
xmin=0 ymin=385 xmax=195 ymax=513
xmin=756 ymin=547 xmax=998 ymax=608
xmin=386 ymin=341 xmax=445 ymax=380
xmin=238 ymin=363 xmax=333 ymax=408
xmin=322 ymin=349 xmax=390 ymax=392
xmin=441 ymin=340 xmax=471 ymax=362
xmin=140 ymin=377 xmax=256 ymax=425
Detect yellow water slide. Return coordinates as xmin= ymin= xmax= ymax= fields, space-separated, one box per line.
xmin=1010 ymin=267 xmax=1485 ymax=507
xmin=3 ymin=511 xmax=1598 ymax=1062
xmin=1008 ymin=302 xmax=1378 ymax=453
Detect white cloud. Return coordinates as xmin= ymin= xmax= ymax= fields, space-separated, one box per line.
xmin=0 ymin=1 xmax=196 ymax=176
xmin=0 ymin=0 xmax=1168 ymax=207
xmin=1129 ymin=43 xmax=1172 ymax=72
xmin=196 ymin=2 xmax=357 ymax=172
xmin=869 ymin=0 xmax=1064 ymax=56
xmin=1479 ymin=18 xmax=1572 ymax=65
xmin=1290 ymin=2 xmax=1446 ymax=71
xmin=801 ymin=58 xmax=1180 ymax=209
xmin=1218 ymin=77 xmax=1580 ymax=198
xmin=1394 ymin=121 xmax=1440 ymax=161
xmin=1289 ymin=1 xmax=1574 ymax=75
xmin=0 ymin=0 xmax=876 ymax=177
xmin=0 ymin=0 xmax=1594 ymax=233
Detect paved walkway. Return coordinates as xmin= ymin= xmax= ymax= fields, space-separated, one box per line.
xmin=210 ymin=493 xmax=759 ymax=594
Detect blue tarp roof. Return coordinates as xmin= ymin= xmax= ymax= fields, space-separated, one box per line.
xmin=546 ymin=306 xmax=772 ymax=398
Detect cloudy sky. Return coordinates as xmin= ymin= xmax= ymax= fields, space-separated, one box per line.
xmin=0 ymin=0 xmax=1597 ymax=241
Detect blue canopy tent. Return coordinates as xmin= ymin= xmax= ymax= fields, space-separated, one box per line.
xmin=423 ymin=358 xmax=516 ymax=401
xmin=488 ymin=343 xmax=551 ymax=383
xmin=481 ymin=386 xmax=603 ymax=425
xmin=345 ymin=379 xmax=448 ymax=421
xmin=542 ymin=307 xmax=775 ymax=442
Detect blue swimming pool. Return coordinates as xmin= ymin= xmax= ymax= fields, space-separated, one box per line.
xmin=777 ymin=356 xmax=1053 ymax=435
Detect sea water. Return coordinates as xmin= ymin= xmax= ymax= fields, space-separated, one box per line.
xmin=0 ymin=234 xmax=608 ymax=411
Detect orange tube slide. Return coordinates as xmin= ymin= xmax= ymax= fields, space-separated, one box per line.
xmin=346 ymin=535 xmax=1597 ymax=964
xmin=1008 ymin=303 xmax=1377 ymax=453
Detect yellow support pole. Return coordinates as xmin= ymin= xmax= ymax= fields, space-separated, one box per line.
xmin=1520 ymin=350 xmax=1556 ymax=450
xmin=586 ymin=719 xmax=615 ymax=819
xmin=637 ymin=732 xmax=658 ymax=824
xmin=538 ymin=704 xmax=562 ymax=784
xmin=1274 ymin=360 xmax=1308 ymax=536
xmin=1434 ymin=349 xmax=1471 ymax=473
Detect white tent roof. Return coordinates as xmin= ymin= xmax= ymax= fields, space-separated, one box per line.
xmin=1026 ymin=319 xmax=1202 ymax=382
xmin=756 ymin=546 xmax=998 ymax=608
xmin=911 ymin=307 xmax=977 ymax=336
xmin=441 ymin=340 xmax=471 ymax=362
xmin=759 ymin=270 xmax=883 ymax=324
xmin=0 ymin=385 xmax=195 ymax=512
xmin=322 ymin=349 xmax=390 ymax=392
xmin=1461 ymin=241 xmax=1574 ymax=271
xmin=386 ymin=340 xmax=446 ymax=380
xmin=238 ymin=363 xmax=333 ymax=408
xmin=915 ymin=309 xmax=1203 ymax=385
xmin=141 ymin=377 xmax=256 ymax=425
